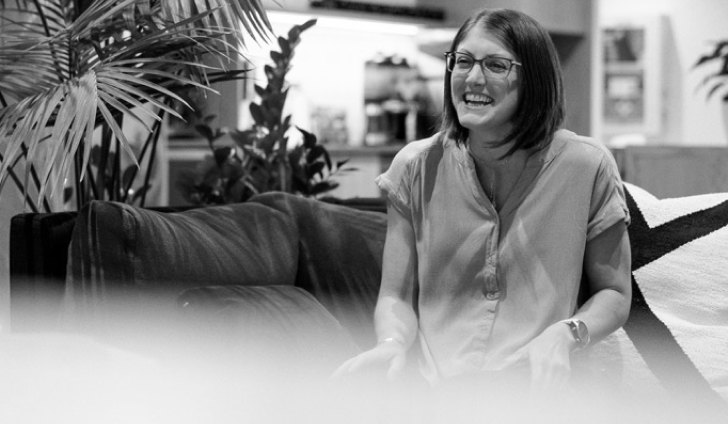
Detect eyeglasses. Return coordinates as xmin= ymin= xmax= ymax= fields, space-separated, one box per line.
xmin=444 ymin=51 xmax=522 ymax=79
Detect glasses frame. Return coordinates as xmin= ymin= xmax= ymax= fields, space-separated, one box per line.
xmin=444 ymin=51 xmax=522 ymax=80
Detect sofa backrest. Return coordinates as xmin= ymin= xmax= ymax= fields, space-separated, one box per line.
xmin=250 ymin=192 xmax=388 ymax=350
xmin=64 ymin=200 xmax=300 ymax=325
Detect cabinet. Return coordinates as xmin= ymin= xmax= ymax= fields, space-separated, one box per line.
xmin=613 ymin=147 xmax=728 ymax=199
xmin=326 ymin=145 xmax=400 ymax=198
xmin=162 ymin=140 xmax=399 ymax=204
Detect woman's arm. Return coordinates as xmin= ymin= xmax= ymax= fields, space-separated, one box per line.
xmin=506 ymin=220 xmax=632 ymax=391
xmin=331 ymin=203 xmax=419 ymax=381
xmin=374 ymin=203 xmax=419 ymax=349
xmin=574 ymin=219 xmax=632 ymax=345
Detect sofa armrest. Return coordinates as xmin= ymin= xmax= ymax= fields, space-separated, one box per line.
xmin=10 ymin=212 xmax=78 ymax=331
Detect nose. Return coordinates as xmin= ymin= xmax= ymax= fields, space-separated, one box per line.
xmin=465 ymin=63 xmax=487 ymax=86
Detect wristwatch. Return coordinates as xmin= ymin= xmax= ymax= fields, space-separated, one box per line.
xmin=561 ymin=319 xmax=590 ymax=349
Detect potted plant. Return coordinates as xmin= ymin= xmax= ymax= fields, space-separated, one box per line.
xmin=694 ymin=39 xmax=728 ymax=142
xmin=177 ymin=19 xmax=353 ymax=205
xmin=694 ymin=39 xmax=728 ymax=102
xmin=0 ymin=0 xmax=271 ymax=212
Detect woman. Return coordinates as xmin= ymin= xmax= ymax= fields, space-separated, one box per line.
xmin=334 ymin=8 xmax=631 ymax=392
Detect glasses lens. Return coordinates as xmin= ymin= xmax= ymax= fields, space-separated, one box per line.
xmin=483 ymin=57 xmax=511 ymax=76
xmin=447 ymin=53 xmax=474 ymax=72
xmin=446 ymin=53 xmax=515 ymax=79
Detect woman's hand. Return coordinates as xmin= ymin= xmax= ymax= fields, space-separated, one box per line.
xmin=502 ymin=322 xmax=576 ymax=393
xmin=330 ymin=339 xmax=408 ymax=383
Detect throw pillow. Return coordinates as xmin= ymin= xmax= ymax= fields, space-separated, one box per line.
xmin=590 ymin=182 xmax=728 ymax=419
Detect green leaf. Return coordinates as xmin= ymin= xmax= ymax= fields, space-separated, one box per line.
xmin=307 ymin=161 xmax=325 ymax=179
xmin=254 ymin=84 xmax=267 ymax=98
xmin=270 ymin=50 xmax=283 ymax=63
xmin=213 ymin=146 xmax=233 ymax=167
xmin=278 ymin=36 xmax=291 ymax=57
xmin=194 ymin=124 xmax=215 ymax=141
xmin=249 ymin=102 xmax=265 ymax=125
xmin=306 ymin=145 xmax=326 ymax=164
xmin=322 ymin=147 xmax=332 ymax=170
xmin=131 ymin=184 xmax=151 ymax=204
xmin=296 ymin=126 xmax=317 ymax=149
xmin=97 ymin=98 xmax=137 ymax=170
xmin=288 ymin=26 xmax=301 ymax=44
xmin=299 ymin=19 xmax=318 ymax=32
xmin=122 ymin=165 xmax=137 ymax=190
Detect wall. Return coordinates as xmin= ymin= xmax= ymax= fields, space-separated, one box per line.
xmin=244 ymin=12 xmax=426 ymax=147
xmin=599 ymin=0 xmax=728 ymax=146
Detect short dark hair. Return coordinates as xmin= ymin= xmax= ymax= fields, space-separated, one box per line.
xmin=439 ymin=8 xmax=565 ymax=156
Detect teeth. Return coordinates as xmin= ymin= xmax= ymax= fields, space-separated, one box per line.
xmin=463 ymin=93 xmax=492 ymax=104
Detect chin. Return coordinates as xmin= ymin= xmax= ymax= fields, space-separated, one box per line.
xmin=457 ymin=113 xmax=512 ymax=137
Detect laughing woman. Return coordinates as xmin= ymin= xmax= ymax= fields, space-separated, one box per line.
xmin=334 ymin=8 xmax=631 ymax=393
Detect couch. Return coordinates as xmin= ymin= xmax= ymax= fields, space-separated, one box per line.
xmin=8 ymin=184 xmax=728 ymax=422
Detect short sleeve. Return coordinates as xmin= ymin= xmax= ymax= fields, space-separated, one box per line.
xmin=587 ymin=153 xmax=631 ymax=241
xmin=375 ymin=147 xmax=414 ymax=217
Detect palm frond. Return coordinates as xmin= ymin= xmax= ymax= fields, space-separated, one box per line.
xmin=96 ymin=75 xmax=182 ymax=119
xmin=41 ymin=72 xmax=99 ymax=202
xmin=162 ymin=0 xmax=271 ymax=45
xmin=1 ymin=0 xmax=274 ymax=209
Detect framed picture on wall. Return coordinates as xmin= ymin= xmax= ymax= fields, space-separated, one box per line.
xmin=602 ymin=16 xmax=665 ymax=138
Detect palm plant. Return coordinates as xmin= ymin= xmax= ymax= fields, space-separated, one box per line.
xmin=0 ymin=0 xmax=271 ymax=212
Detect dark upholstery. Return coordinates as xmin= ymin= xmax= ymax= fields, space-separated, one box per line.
xmin=251 ymin=192 xmax=387 ymax=349
xmin=176 ymin=285 xmax=361 ymax=376
xmin=63 ymin=200 xmax=299 ymax=326
xmin=10 ymin=212 xmax=78 ymax=331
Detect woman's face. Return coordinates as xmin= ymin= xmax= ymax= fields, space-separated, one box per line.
xmin=450 ymin=25 xmax=521 ymax=141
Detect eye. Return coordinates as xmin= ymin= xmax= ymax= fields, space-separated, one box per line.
xmin=484 ymin=58 xmax=510 ymax=73
xmin=455 ymin=54 xmax=474 ymax=67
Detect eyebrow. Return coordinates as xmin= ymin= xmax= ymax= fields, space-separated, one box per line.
xmin=454 ymin=51 xmax=517 ymax=61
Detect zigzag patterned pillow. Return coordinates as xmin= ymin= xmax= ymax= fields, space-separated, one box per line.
xmin=588 ymin=182 xmax=728 ymax=420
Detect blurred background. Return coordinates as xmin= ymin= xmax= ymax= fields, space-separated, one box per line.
xmin=162 ymin=0 xmax=728 ymax=202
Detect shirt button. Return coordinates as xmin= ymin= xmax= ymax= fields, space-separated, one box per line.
xmin=485 ymin=291 xmax=500 ymax=300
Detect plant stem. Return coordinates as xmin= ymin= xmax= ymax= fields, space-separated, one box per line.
xmin=140 ymin=110 xmax=165 ymax=207
xmin=111 ymin=114 xmax=125 ymax=201
xmin=0 ymin=152 xmax=39 ymax=213
xmin=121 ymin=110 xmax=165 ymax=206
xmin=74 ymin=145 xmax=84 ymax=210
xmin=19 ymin=143 xmax=51 ymax=212
xmin=112 ymin=137 xmax=121 ymax=201
xmin=97 ymin=122 xmax=111 ymax=201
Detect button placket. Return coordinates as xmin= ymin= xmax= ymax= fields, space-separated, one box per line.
xmin=483 ymin=223 xmax=501 ymax=301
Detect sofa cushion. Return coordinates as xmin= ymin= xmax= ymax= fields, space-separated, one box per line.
xmin=65 ymin=201 xmax=299 ymax=321
xmin=589 ymin=182 xmax=728 ymax=416
xmin=250 ymin=192 xmax=387 ymax=350
xmin=175 ymin=285 xmax=361 ymax=378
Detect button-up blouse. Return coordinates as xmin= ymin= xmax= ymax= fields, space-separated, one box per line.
xmin=375 ymin=129 xmax=630 ymax=383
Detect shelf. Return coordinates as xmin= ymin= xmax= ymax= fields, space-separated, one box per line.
xmin=326 ymin=144 xmax=403 ymax=157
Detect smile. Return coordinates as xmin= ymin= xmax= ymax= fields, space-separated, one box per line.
xmin=462 ymin=93 xmax=493 ymax=107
